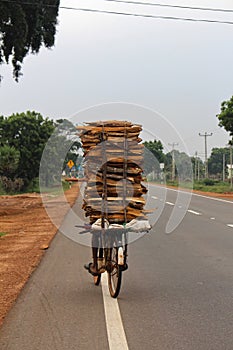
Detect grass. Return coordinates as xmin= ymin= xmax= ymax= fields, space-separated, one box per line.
xmin=151 ymin=179 xmax=233 ymax=194
xmin=193 ymin=181 xmax=233 ymax=193
xmin=0 ymin=232 xmax=7 ymax=238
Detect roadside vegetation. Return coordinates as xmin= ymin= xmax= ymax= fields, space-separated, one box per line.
xmin=0 ymin=232 xmax=7 ymax=238
xmin=0 ymin=112 xmax=80 ymax=195
xmin=1 ymin=94 xmax=233 ymax=196
xmin=144 ymin=140 xmax=233 ymax=194
xmin=165 ymin=179 xmax=233 ymax=194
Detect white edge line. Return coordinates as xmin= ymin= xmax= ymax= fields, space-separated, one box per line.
xmin=149 ymin=184 xmax=233 ymax=205
xmin=188 ymin=209 xmax=201 ymax=215
xmin=227 ymin=224 xmax=233 ymax=228
xmin=101 ymin=272 xmax=129 ymax=350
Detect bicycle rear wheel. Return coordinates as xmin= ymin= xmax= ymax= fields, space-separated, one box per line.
xmin=107 ymin=247 xmax=122 ymax=298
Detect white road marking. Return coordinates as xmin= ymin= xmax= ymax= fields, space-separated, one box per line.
xmin=227 ymin=224 xmax=233 ymax=228
xmin=166 ymin=201 xmax=174 ymax=206
xmin=101 ymin=272 xmax=129 ymax=350
xmin=187 ymin=209 xmax=201 ymax=215
xmin=210 ymin=217 xmax=216 ymax=220
xmin=151 ymin=196 xmax=158 ymax=200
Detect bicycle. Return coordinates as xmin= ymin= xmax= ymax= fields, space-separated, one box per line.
xmin=87 ymin=227 xmax=129 ymax=298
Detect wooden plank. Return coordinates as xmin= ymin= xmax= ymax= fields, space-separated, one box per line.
xmin=78 ymin=120 xmax=149 ymax=224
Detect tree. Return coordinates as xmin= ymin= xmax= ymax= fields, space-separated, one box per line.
xmin=55 ymin=118 xmax=81 ymax=168
xmin=143 ymin=139 xmax=165 ymax=175
xmin=217 ymin=95 xmax=233 ymax=140
xmin=208 ymin=147 xmax=230 ymax=179
xmin=143 ymin=140 xmax=164 ymax=162
xmin=39 ymin=119 xmax=81 ymax=186
xmin=190 ymin=154 xmax=205 ymax=180
xmin=0 ymin=0 xmax=60 ymax=81
xmin=0 ymin=115 xmax=6 ymax=145
xmin=165 ymin=150 xmax=193 ymax=181
xmin=1 ymin=111 xmax=54 ymax=184
xmin=0 ymin=145 xmax=23 ymax=192
xmin=0 ymin=145 xmax=20 ymax=178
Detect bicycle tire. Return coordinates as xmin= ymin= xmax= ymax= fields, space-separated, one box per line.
xmin=107 ymin=247 xmax=122 ymax=298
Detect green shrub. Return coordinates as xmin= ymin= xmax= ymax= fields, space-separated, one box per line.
xmin=202 ymin=178 xmax=216 ymax=186
xmin=0 ymin=181 xmax=6 ymax=194
xmin=26 ymin=177 xmax=40 ymax=193
xmin=0 ymin=176 xmax=24 ymax=193
xmin=0 ymin=232 xmax=7 ymax=237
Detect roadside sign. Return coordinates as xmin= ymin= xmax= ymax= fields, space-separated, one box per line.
xmin=160 ymin=163 xmax=165 ymax=169
xmin=67 ymin=160 xmax=74 ymax=169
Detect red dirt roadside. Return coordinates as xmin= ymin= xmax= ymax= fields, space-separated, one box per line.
xmin=0 ymin=183 xmax=79 ymax=327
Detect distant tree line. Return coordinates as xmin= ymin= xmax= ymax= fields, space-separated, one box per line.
xmin=143 ymin=140 xmax=232 ymax=182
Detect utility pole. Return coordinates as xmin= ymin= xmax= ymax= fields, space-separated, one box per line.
xmin=198 ymin=159 xmax=200 ymax=181
xmin=194 ymin=151 xmax=198 ymax=180
xmin=195 ymin=151 xmax=201 ymax=181
xmin=223 ymin=153 xmax=225 ymax=182
xmin=226 ymin=143 xmax=232 ymax=189
xmin=168 ymin=142 xmax=179 ymax=181
xmin=230 ymin=144 xmax=233 ymax=189
xmin=199 ymin=132 xmax=213 ymax=178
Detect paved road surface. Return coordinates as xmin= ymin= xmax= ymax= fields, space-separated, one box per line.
xmin=1 ymin=186 xmax=233 ymax=349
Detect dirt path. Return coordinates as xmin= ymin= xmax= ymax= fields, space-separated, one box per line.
xmin=0 ymin=184 xmax=80 ymax=327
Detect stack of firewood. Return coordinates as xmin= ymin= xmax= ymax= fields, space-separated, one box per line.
xmin=77 ymin=121 xmax=149 ymax=225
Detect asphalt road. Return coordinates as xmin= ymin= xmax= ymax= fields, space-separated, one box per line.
xmin=1 ymin=186 xmax=233 ymax=350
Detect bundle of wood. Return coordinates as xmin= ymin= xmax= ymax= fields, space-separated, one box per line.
xmin=77 ymin=121 xmax=149 ymax=225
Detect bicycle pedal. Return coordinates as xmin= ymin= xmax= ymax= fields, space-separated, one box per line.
xmin=120 ymin=264 xmax=128 ymax=271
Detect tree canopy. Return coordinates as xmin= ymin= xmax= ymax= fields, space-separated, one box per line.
xmin=217 ymin=95 xmax=233 ymax=141
xmin=164 ymin=150 xmax=193 ymax=181
xmin=143 ymin=139 xmax=164 ymax=174
xmin=0 ymin=144 xmax=20 ymax=178
xmin=40 ymin=118 xmax=81 ymax=186
xmin=208 ymin=147 xmax=230 ymax=177
xmin=0 ymin=0 xmax=60 ymax=81
xmin=0 ymin=111 xmax=55 ymax=185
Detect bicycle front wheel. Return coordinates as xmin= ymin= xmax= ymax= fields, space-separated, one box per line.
xmin=107 ymin=247 xmax=122 ymax=298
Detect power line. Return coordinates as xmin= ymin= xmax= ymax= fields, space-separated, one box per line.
xmin=1 ymin=0 xmax=233 ymax=26
xmin=59 ymin=7 xmax=233 ymax=26
xmin=101 ymin=0 xmax=233 ymax=14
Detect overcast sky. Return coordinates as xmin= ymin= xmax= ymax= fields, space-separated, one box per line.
xmin=0 ymin=0 xmax=233 ymax=158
